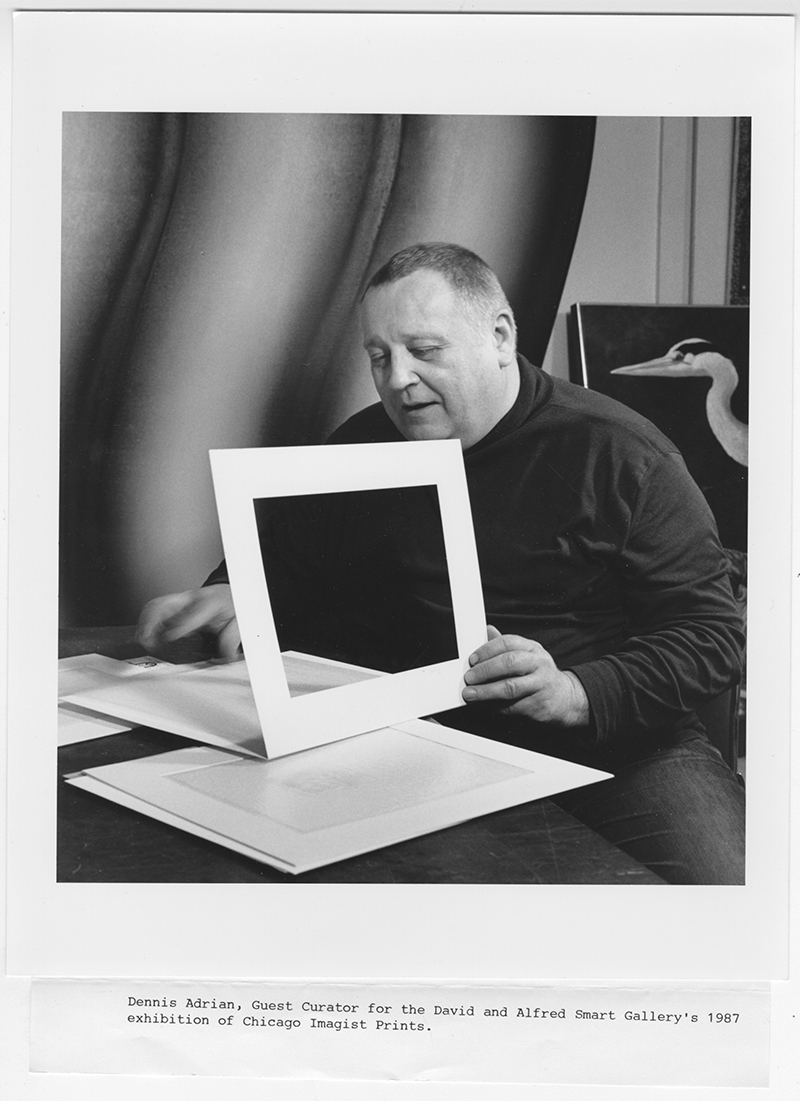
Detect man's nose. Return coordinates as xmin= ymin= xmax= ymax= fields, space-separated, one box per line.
xmin=384 ymin=350 xmax=420 ymax=391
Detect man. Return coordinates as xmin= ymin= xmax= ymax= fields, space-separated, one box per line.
xmin=138 ymin=242 xmax=745 ymax=884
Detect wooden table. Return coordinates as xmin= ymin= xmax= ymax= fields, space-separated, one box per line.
xmin=58 ymin=628 xmax=665 ymax=885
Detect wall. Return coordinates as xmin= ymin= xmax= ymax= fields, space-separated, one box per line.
xmin=60 ymin=114 xmax=595 ymax=626
xmin=543 ymin=116 xmax=735 ymax=380
xmin=60 ymin=114 xmax=738 ymax=627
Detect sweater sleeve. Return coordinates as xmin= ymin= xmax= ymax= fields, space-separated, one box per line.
xmin=203 ymin=408 xmax=393 ymax=588
xmin=568 ymin=449 xmax=745 ymax=747
xmin=204 ymin=561 xmax=229 ymax=585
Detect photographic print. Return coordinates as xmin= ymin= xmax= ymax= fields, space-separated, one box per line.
xmin=56 ymin=111 xmax=747 ymax=889
xmin=6 ymin=12 xmax=792 ymax=988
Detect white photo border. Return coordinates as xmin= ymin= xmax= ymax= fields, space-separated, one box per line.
xmin=5 ymin=11 xmax=794 ymax=982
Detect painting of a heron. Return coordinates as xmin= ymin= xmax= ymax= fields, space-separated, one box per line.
xmin=611 ymin=338 xmax=747 ymax=468
xmin=567 ymin=304 xmax=749 ymax=552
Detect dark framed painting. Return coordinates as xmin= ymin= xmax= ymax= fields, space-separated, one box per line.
xmin=567 ymin=303 xmax=749 ymax=553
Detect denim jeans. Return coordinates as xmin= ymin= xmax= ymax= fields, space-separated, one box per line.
xmin=553 ymin=731 xmax=745 ymax=885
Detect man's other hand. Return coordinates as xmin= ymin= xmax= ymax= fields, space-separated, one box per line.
xmin=462 ymin=625 xmax=589 ymax=727
xmin=136 ymin=585 xmax=241 ymax=660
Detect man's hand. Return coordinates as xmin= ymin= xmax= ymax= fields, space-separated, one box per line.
xmin=135 ymin=585 xmax=241 ymax=660
xmin=462 ymin=625 xmax=590 ymax=727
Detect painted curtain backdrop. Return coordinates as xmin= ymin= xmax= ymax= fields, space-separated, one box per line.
xmin=61 ymin=113 xmax=596 ymax=626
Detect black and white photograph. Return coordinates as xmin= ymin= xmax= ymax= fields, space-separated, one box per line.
xmin=2 ymin=9 xmax=797 ymax=1098
xmin=56 ymin=112 xmax=750 ymax=887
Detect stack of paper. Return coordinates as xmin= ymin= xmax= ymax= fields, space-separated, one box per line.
xmin=62 ymin=651 xmax=382 ymax=757
xmin=63 ymin=651 xmax=609 ymax=874
xmin=58 ymin=653 xmax=180 ymax=747
xmin=63 ymin=442 xmax=611 ymax=874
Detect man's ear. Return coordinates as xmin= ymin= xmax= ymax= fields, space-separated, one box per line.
xmin=493 ymin=309 xmax=516 ymax=367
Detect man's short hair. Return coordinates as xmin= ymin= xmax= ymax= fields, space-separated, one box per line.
xmin=363 ymin=242 xmax=515 ymax=335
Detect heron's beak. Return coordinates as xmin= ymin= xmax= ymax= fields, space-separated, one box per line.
xmin=611 ymin=355 xmax=697 ymax=378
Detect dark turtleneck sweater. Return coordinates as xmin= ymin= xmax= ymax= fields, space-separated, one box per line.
xmin=209 ymin=357 xmax=743 ymax=768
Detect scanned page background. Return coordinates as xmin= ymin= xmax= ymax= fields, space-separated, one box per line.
xmin=2 ymin=5 xmax=799 ymax=1101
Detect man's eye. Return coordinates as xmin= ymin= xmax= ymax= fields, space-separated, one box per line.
xmin=411 ymin=346 xmax=438 ymax=360
xmin=369 ymin=354 xmax=388 ymax=369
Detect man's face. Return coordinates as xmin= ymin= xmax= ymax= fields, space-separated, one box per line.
xmin=361 ymin=270 xmax=517 ymax=450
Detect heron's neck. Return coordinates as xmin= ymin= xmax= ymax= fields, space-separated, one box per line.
xmin=705 ymin=365 xmax=747 ymax=465
xmin=705 ymin=359 xmax=739 ymax=403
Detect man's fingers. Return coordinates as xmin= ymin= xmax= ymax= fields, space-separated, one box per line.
xmin=461 ymin=628 xmax=588 ymax=728
xmin=468 ymin=632 xmax=539 ymax=667
xmin=136 ymin=593 xmax=193 ymax=648
xmin=469 ymin=636 xmax=514 ymax=666
xmin=136 ymin=587 xmax=237 ymax=652
xmin=463 ymin=674 xmax=540 ymax=704
xmin=160 ymin=599 xmax=222 ymax=641
xmin=217 ymin=617 xmax=243 ymax=661
xmin=465 ymin=649 xmax=539 ymax=684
